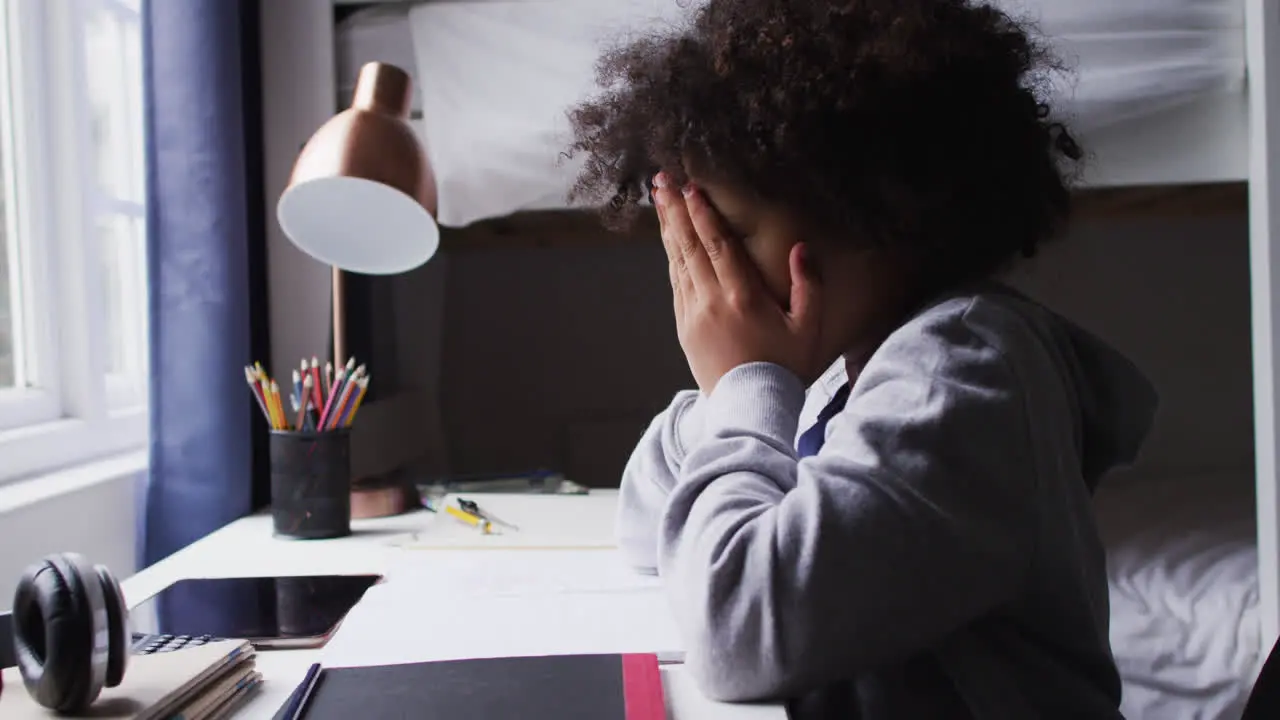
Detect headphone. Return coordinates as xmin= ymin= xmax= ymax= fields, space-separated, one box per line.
xmin=10 ymin=552 xmax=130 ymax=713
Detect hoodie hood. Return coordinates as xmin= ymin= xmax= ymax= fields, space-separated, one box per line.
xmin=985 ymin=284 xmax=1160 ymax=492
xmin=1051 ymin=317 xmax=1159 ymax=489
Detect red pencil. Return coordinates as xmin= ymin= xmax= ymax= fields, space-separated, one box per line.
xmin=308 ymin=355 xmax=324 ymax=412
xmin=317 ymin=368 xmax=347 ymax=429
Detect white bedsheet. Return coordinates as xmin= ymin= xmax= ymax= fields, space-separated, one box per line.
xmin=336 ymin=0 xmax=1247 ymax=226
xmin=1095 ymin=473 xmax=1261 ymax=720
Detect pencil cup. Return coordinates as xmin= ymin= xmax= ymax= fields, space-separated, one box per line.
xmin=269 ymin=429 xmax=352 ymax=539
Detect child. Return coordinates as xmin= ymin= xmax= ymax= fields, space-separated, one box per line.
xmin=567 ymin=0 xmax=1158 ymax=718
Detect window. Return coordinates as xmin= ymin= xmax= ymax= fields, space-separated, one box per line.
xmin=0 ymin=0 xmax=147 ymax=484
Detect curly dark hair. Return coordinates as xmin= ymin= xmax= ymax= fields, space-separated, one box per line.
xmin=567 ymin=0 xmax=1083 ymax=288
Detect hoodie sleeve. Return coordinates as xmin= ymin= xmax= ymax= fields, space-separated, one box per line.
xmin=615 ymin=390 xmax=706 ymax=572
xmin=657 ymin=304 xmax=1039 ymax=702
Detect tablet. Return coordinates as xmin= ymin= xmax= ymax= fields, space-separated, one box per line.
xmin=129 ymin=574 xmax=382 ymax=649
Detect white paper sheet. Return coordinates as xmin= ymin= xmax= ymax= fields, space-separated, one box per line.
xmin=322 ymin=549 xmax=682 ymax=669
xmin=385 ymin=548 xmax=661 ymax=597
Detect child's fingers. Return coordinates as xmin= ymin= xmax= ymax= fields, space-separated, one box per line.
xmin=656 ymin=187 xmax=717 ymax=293
xmin=653 ymin=185 xmax=689 ymax=291
xmin=683 ymin=186 xmax=752 ymax=295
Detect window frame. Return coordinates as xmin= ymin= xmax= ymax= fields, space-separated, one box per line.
xmin=0 ymin=0 xmax=147 ymax=485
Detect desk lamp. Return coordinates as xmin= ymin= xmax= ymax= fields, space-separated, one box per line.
xmin=277 ymin=61 xmax=439 ymax=518
xmin=278 ymin=61 xmax=439 ymax=365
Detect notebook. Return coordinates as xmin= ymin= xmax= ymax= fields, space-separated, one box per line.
xmin=0 ymin=639 xmax=260 ymax=720
xmin=277 ymin=653 xmax=665 ymax=720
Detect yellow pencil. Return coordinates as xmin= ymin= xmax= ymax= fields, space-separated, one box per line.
xmin=344 ymin=377 xmax=370 ymax=427
xmin=270 ymin=380 xmax=284 ymax=430
xmin=259 ymin=378 xmax=277 ymax=429
xmin=444 ymin=505 xmax=491 ymax=533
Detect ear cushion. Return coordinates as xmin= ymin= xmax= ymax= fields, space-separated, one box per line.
xmin=12 ymin=553 xmax=107 ymax=713
xmin=13 ymin=557 xmax=88 ymax=711
xmin=56 ymin=553 xmax=108 ymax=705
xmin=95 ymin=564 xmax=129 ymax=687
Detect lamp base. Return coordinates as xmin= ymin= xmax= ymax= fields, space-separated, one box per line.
xmin=350 ymin=476 xmax=412 ymax=519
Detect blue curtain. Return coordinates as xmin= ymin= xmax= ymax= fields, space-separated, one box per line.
xmin=141 ymin=0 xmax=268 ymax=567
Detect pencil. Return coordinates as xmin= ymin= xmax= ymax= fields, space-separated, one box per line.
xmin=291 ymin=369 xmax=303 ymax=411
xmin=343 ymin=377 xmax=370 ymax=427
xmin=324 ymin=361 xmax=333 ymax=398
xmin=334 ymin=376 xmax=363 ymax=428
xmin=326 ymin=375 xmax=357 ymax=430
xmin=270 ymin=381 xmax=285 ymax=430
xmin=317 ymin=368 xmax=346 ymax=429
xmin=245 ymin=367 xmax=269 ymax=423
xmin=445 ymin=504 xmax=491 ymax=533
xmin=294 ymin=375 xmax=311 ymax=431
xmin=259 ymin=377 xmax=278 ymax=429
xmin=308 ymin=356 xmax=323 ymax=414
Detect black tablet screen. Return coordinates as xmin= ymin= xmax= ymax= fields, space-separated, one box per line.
xmin=129 ymin=574 xmax=381 ymax=641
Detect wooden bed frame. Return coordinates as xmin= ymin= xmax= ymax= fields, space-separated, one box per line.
xmin=260 ymin=0 xmax=1280 ymax=652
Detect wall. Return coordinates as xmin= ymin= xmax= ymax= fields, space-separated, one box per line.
xmin=422 ymin=207 xmax=1253 ymax=488
xmin=1007 ymin=211 xmax=1254 ymax=483
xmin=260 ymin=0 xmax=334 ymax=374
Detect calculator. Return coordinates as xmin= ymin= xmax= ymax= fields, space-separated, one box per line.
xmin=130 ymin=632 xmax=223 ymax=655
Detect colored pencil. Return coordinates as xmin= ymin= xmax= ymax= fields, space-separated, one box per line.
xmin=245 ymin=357 xmax=371 ymax=433
xmin=317 ymin=368 xmax=346 ymax=429
xmin=294 ymin=375 xmax=311 ymax=431
xmin=291 ymin=369 xmax=303 ymax=409
xmin=259 ymin=377 xmax=277 ymax=429
xmin=270 ymin=381 xmax=284 ymax=430
xmin=343 ymin=377 xmax=370 ymax=427
xmin=325 ymin=374 xmax=357 ymax=430
xmin=308 ymin=356 xmax=323 ymax=414
xmin=245 ymin=367 xmax=270 ymax=424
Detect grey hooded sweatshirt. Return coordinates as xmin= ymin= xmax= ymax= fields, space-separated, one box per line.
xmin=617 ymin=282 xmax=1158 ymax=718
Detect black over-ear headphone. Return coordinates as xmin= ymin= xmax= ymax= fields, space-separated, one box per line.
xmin=11 ymin=552 xmax=130 ymax=712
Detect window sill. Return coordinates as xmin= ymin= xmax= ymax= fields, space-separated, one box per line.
xmin=0 ymin=411 xmax=146 ymax=486
xmin=0 ymin=448 xmax=147 ymax=514
xmin=0 ymin=449 xmax=146 ymax=608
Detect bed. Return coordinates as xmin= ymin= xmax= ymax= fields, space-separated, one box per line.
xmin=336 ymin=0 xmax=1250 ymax=225
xmin=1097 ymin=473 xmax=1262 ymax=718
xmin=322 ymin=0 xmax=1280 ymax=716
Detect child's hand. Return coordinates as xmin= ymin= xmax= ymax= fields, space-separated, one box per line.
xmin=653 ymin=177 xmax=823 ymax=393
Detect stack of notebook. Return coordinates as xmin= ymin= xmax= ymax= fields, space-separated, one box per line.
xmin=0 ymin=639 xmax=261 ymax=719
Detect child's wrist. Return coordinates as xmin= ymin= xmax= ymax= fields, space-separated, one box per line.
xmin=704 ymin=362 xmax=805 ymax=444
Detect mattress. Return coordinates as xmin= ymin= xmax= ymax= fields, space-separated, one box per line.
xmin=1094 ymin=473 xmax=1262 ymax=720
xmin=336 ymin=0 xmax=1247 ymax=226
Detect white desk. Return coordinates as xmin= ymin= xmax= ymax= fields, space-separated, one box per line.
xmin=120 ymin=493 xmax=787 ymax=719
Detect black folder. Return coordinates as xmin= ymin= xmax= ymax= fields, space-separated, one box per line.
xmin=275 ymin=653 xmax=666 ymax=720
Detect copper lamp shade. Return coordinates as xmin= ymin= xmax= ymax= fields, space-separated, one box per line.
xmin=278 ymin=62 xmax=439 ymax=275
